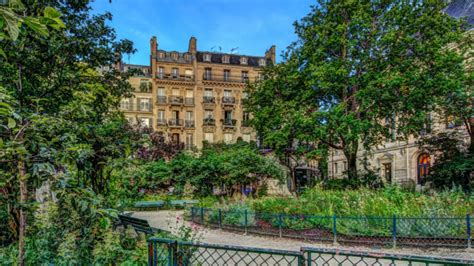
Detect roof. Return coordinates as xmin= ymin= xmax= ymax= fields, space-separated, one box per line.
xmin=446 ymin=0 xmax=474 ymax=26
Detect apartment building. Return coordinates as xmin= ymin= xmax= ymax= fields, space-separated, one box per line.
xmin=119 ymin=36 xmax=275 ymax=149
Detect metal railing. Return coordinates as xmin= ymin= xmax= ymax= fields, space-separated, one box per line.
xmin=157 ymin=119 xmax=167 ymax=126
xmin=202 ymin=96 xmax=215 ymax=104
xmin=222 ymin=96 xmax=236 ymax=104
xmin=202 ymin=74 xmax=249 ymax=83
xmin=148 ymin=237 xmax=474 ymax=266
xmin=184 ymin=97 xmax=194 ymax=105
xmin=120 ymin=104 xmax=152 ymax=112
xmin=156 ymin=96 xmax=167 ymax=104
xmin=156 ymin=73 xmax=194 ymax=81
xmin=168 ymin=119 xmax=183 ymax=127
xmin=222 ymin=119 xmax=237 ymax=127
xmin=185 ymin=120 xmax=195 ymax=128
xmin=203 ymin=118 xmax=215 ymax=126
xmin=190 ymin=207 xmax=473 ymax=249
xmin=169 ymin=96 xmax=184 ymax=105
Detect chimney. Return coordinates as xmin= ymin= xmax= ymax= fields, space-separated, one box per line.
xmin=150 ymin=36 xmax=157 ymax=76
xmin=265 ymin=45 xmax=276 ymax=64
xmin=188 ymin=36 xmax=197 ymax=54
xmin=150 ymin=36 xmax=157 ymax=56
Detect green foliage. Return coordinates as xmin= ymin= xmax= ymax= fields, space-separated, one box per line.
xmin=114 ymin=142 xmax=285 ymax=200
xmin=247 ymin=0 xmax=467 ymax=179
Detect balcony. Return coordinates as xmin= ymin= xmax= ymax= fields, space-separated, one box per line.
xmin=202 ymin=74 xmax=249 ymax=83
xmin=222 ymin=96 xmax=236 ymax=105
xmin=156 ymin=73 xmax=194 ymax=82
xmin=203 ymin=96 xmax=215 ymax=104
xmin=184 ymin=97 xmax=194 ymax=106
xmin=185 ymin=120 xmax=195 ymax=128
xmin=203 ymin=118 xmax=216 ymax=126
xmin=169 ymin=96 xmax=184 ymax=105
xmin=222 ymin=119 xmax=237 ymax=128
xmin=241 ymin=120 xmax=251 ymax=127
xmin=168 ymin=119 xmax=183 ymax=127
xmin=119 ymin=104 xmax=152 ymax=113
xmin=156 ymin=96 xmax=167 ymax=105
xmin=157 ymin=119 xmax=167 ymax=126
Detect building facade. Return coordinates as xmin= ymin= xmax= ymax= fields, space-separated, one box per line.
xmin=119 ymin=36 xmax=275 ymax=149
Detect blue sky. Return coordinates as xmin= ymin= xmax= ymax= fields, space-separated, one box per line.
xmin=90 ymin=0 xmax=314 ymax=65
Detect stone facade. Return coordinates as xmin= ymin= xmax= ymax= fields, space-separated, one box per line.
xmin=119 ymin=36 xmax=275 ymax=149
xmin=327 ymin=113 xmax=470 ymax=185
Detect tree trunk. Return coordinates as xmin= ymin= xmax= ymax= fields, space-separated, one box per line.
xmin=469 ymin=117 xmax=474 ymax=154
xmin=345 ymin=152 xmax=358 ymax=180
xmin=18 ymin=157 xmax=27 ymax=266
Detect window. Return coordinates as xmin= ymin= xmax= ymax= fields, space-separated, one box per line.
xmin=259 ymin=58 xmax=266 ymax=67
xmin=257 ymin=73 xmax=264 ymax=81
xmin=171 ymin=52 xmax=178 ymax=60
xmin=243 ymin=111 xmax=250 ymax=121
xmin=242 ymin=91 xmax=248 ymax=99
xmin=421 ymin=113 xmax=432 ymax=135
xmin=140 ymin=117 xmax=151 ymax=127
xmin=185 ymin=69 xmax=193 ymax=80
xmin=334 ymin=163 xmax=338 ymax=174
xmin=240 ymin=57 xmax=247 ymax=65
xmin=224 ymin=110 xmax=233 ymax=120
xmin=383 ymin=163 xmax=392 ymax=183
xmin=139 ymin=98 xmax=151 ymax=111
xmin=186 ymin=90 xmax=194 ymax=103
xmin=158 ymin=52 xmax=164 ymax=59
xmin=184 ymin=53 xmax=191 ymax=61
xmin=186 ymin=134 xmax=193 ymax=149
xmin=157 ymin=87 xmax=165 ymax=96
xmin=224 ymin=90 xmax=232 ymax=97
xmin=172 ymin=68 xmax=179 ymax=78
xmin=158 ymin=67 xmax=164 ymax=78
xmin=204 ymin=109 xmax=214 ymax=119
xmin=222 ymin=55 xmax=230 ymax=63
xmin=343 ymin=161 xmax=347 ymax=171
xmin=172 ymin=88 xmax=180 ymax=96
xmin=186 ymin=111 xmax=193 ymax=121
xmin=241 ymin=71 xmax=249 ymax=82
xmin=139 ymin=80 xmax=150 ymax=93
xmin=385 ymin=115 xmax=396 ymax=141
xmin=204 ymin=133 xmax=214 ymax=143
xmin=224 ymin=133 xmax=233 ymax=144
xmin=417 ymin=153 xmax=430 ymax=184
xmin=157 ymin=110 xmax=166 ymax=125
xmin=120 ymin=99 xmax=130 ymax=110
xmin=204 ymin=53 xmax=211 ymax=61
xmin=204 ymin=68 xmax=212 ymax=80
xmin=243 ymin=134 xmax=251 ymax=142
xmin=223 ymin=69 xmax=230 ymax=81
xmin=204 ymin=88 xmax=213 ymax=97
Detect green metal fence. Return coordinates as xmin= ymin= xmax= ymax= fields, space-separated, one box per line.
xmin=190 ymin=207 xmax=473 ymax=249
xmin=148 ymin=238 xmax=474 ymax=266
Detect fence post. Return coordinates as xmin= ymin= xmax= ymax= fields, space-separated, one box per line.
xmin=147 ymin=242 xmax=155 ymax=266
xmin=278 ymin=213 xmax=283 ymax=238
xmin=392 ymin=215 xmax=397 ymax=249
xmin=332 ymin=214 xmax=337 ymax=245
xmin=200 ymin=207 xmax=204 ymax=225
xmin=467 ymin=214 xmax=471 ymax=249
xmin=244 ymin=209 xmax=248 ymax=235
xmin=218 ymin=209 xmax=222 ymax=229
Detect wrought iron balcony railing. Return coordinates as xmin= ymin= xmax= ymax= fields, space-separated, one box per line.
xmin=119 ymin=104 xmax=152 ymax=112
xmin=203 ymin=96 xmax=215 ymax=104
xmin=185 ymin=120 xmax=195 ymax=128
xmin=241 ymin=120 xmax=251 ymax=127
xmin=203 ymin=74 xmax=249 ymax=83
xmin=222 ymin=119 xmax=237 ymax=127
xmin=222 ymin=96 xmax=235 ymax=104
xmin=203 ymin=118 xmax=215 ymax=126
xmin=156 ymin=73 xmax=194 ymax=81
xmin=168 ymin=96 xmax=184 ymax=105
xmin=156 ymin=96 xmax=167 ymax=104
xmin=157 ymin=119 xmax=167 ymax=126
xmin=168 ymin=119 xmax=183 ymax=127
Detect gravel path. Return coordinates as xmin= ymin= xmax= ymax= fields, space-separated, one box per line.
xmin=132 ymin=210 xmax=473 ymax=260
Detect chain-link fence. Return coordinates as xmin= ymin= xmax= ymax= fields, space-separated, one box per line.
xmin=148 ymin=237 xmax=474 ymax=266
xmin=190 ymin=207 xmax=472 ymax=249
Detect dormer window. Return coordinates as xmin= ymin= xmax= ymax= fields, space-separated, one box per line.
xmin=171 ymin=52 xmax=178 ymax=60
xmin=222 ymin=55 xmax=230 ymax=64
xmin=184 ymin=53 xmax=191 ymax=61
xmin=204 ymin=53 xmax=211 ymax=62
xmin=158 ymin=52 xmax=164 ymax=59
xmin=240 ymin=57 xmax=248 ymax=65
xmin=259 ymin=58 xmax=266 ymax=67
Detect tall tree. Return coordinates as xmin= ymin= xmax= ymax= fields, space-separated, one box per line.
xmin=248 ymin=0 xmax=466 ymax=179
xmin=0 ymin=1 xmax=136 ymax=263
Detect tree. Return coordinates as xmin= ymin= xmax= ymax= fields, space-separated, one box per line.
xmin=0 ymin=1 xmax=136 ymax=263
xmin=248 ymin=0 xmax=466 ymax=179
